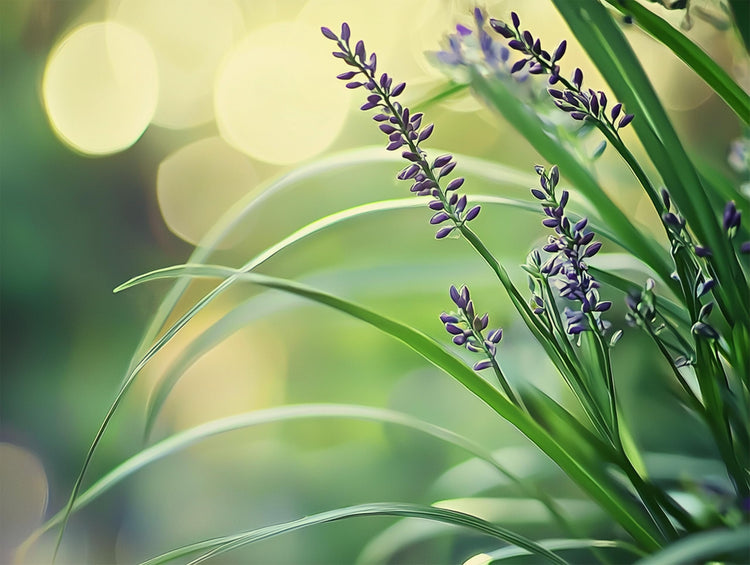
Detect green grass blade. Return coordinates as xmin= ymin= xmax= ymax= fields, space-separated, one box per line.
xmin=469 ymin=538 xmax=645 ymax=564
xmin=467 ymin=67 xmax=674 ymax=291
xmin=729 ymin=0 xmax=750 ymax=52
xmin=633 ymin=525 xmax=750 ymax=565
xmin=19 ymin=404 xmax=524 ymax=554
xmin=141 ymin=503 xmax=570 ymax=565
xmin=412 ymin=81 xmax=470 ymax=111
xmin=601 ymin=0 xmax=750 ymax=124
xmin=118 ymin=265 xmax=665 ymax=550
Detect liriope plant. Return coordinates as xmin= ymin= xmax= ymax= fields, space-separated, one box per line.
xmin=23 ymin=1 xmax=749 ymax=564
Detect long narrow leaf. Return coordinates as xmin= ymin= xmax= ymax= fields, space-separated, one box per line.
xmin=139 ymin=503 xmax=570 ymax=565
xmin=465 ymin=538 xmax=644 ymax=564
xmin=633 ymin=525 xmax=750 ymax=565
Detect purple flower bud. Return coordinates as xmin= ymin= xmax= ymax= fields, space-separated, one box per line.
xmin=453 ymin=334 xmax=467 ymax=345
xmin=428 ymin=200 xmax=444 ymax=210
xmin=435 ymin=226 xmax=454 ymax=239
xmin=337 ymin=71 xmax=357 ymax=80
xmin=332 ymin=51 xmax=348 ymax=59
xmin=574 ymin=218 xmax=588 ymax=232
xmin=510 ymin=59 xmax=527 ymax=73
xmin=345 ymin=81 xmax=362 ymax=89
xmin=511 ymin=12 xmax=521 ymax=28
xmin=430 ymin=211 xmax=450 ymax=224
xmin=594 ymin=301 xmax=612 ymax=312
xmin=699 ymin=302 xmax=714 ymax=320
xmin=449 ymin=285 xmax=461 ymax=306
xmin=549 ymin=166 xmax=559 ymax=186
xmin=662 ymin=212 xmax=680 ymax=227
xmin=433 ymin=154 xmax=452 ymax=168
xmin=696 ymin=279 xmax=715 ymax=298
xmin=723 ymin=201 xmax=741 ymax=231
xmin=570 ymin=111 xmax=587 ymax=120
xmin=402 ymin=151 xmax=421 ymax=162
xmin=572 ymin=68 xmax=583 ymax=89
xmin=618 ymin=113 xmax=634 ymax=128
xmin=445 ymin=323 xmax=463 ymax=335
xmin=529 ymin=63 xmax=544 ymax=74
xmin=321 ymin=27 xmax=337 ymax=40
xmin=465 ymin=205 xmax=481 ymax=221
xmin=610 ymin=103 xmax=622 ymax=121
xmin=692 ymin=321 xmax=719 ymax=340
xmin=741 ymin=241 xmax=750 ymax=254
xmin=439 ymin=161 xmax=457 ymax=178
xmin=418 ymin=124 xmax=434 ymax=142
xmin=440 ymin=312 xmax=458 ymax=323
xmin=548 ymin=73 xmax=559 ymax=85
xmin=367 ymin=52 xmax=377 ymax=71
xmin=559 ymin=189 xmax=569 ymax=208
xmin=542 ymin=218 xmax=559 ymax=228
xmin=531 ymin=189 xmax=546 ymax=200
xmin=398 ymin=164 xmax=420 ymax=180
xmin=473 ymin=359 xmax=493 ymax=371
xmin=490 ymin=19 xmax=515 ymax=38
xmin=548 ymin=89 xmax=564 ymax=99
xmin=386 ymin=139 xmax=404 ymax=151
xmin=391 ymin=82 xmax=406 ymax=97
xmin=355 ymin=40 xmax=366 ymax=61
xmin=584 ymin=241 xmax=603 ymax=257
xmin=589 ymin=90 xmax=599 ymax=115
xmin=598 ymin=91 xmax=607 ymax=109
xmin=455 ymin=194 xmax=467 ymax=213
xmin=487 ymin=328 xmax=503 ymax=343
xmin=445 ymin=177 xmax=465 ymax=191
xmin=341 ymin=22 xmax=351 ymax=41
xmin=694 ymin=245 xmax=712 ymax=257
xmin=456 ymin=23 xmax=472 ymax=36
xmin=552 ymin=40 xmax=566 ymax=62
xmin=373 ymin=113 xmax=389 ymax=122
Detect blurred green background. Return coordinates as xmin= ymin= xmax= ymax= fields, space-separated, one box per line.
xmin=1 ymin=0 xmax=746 ymax=563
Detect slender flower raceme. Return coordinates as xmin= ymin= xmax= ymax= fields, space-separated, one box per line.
xmin=530 ymin=165 xmax=611 ymax=336
xmin=321 ymin=23 xmax=480 ymax=239
xmin=489 ymin=12 xmax=635 ymax=134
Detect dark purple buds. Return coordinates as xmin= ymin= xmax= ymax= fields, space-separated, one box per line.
xmin=473 ymin=359 xmax=492 ymax=371
xmin=465 ymin=205 xmax=481 ymax=221
xmin=694 ymin=245 xmax=712 ymax=257
xmin=723 ymin=201 xmax=741 ymax=231
xmin=440 ymin=312 xmax=458 ymax=324
xmin=548 ymin=89 xmax=564 ymax=99
xmin=570 ymin=111 xmax=587 ymax=120
xmin=572 ymin=68 xmax=583 ymax=89
xmin=510 ymin=59 xmax=527 ymax=73
xmin=552 ymin=40 xmax=566 ymax=62
xmin=337 ymin=71 xmax=357 ymax=80
xmin=594 ymin=301 xmax=612 ymax=312
xmin=430 ymin=211 xmax=450 ymax=224
xmin=696 ymin=279 xmax=715 ymax=298
xmin=355 ymin=40 xmax=365 ymax=61
xmin=660 ymin=188 xmax=671 ymax=210
xmin=531 ymin=189 xmax=546 ymax=200
xmin=428 ymin=200 xmax=444 ymax=210
xmin=418 ymin=124 xmax=434 ymax=142
xmin=455 ymin=194 xmax=467 ymax=213
xmin=662 ymin=212 xmax=681 ymax=227
xmin=391 ymin=82 xmax=406 ymax=97
xmin=610 ymin=103 xmax=622 ymax=121
xmin=549 ymin=165 xmax=559 ymax=186
xmin=445 ymin=177 xmax=465 ymax=191
xmin=435 ymin=226 xmax=454 ymax=239
xmin=574 ymin=218 xmax=588 ymax=232
xmin=438 ymin=161 xmax=457 ymax=178
xmin=741 ymin=241 xmax=750 ymax=254
xmin=433 ymin=154 xmax=452 ymax=168
xmin=529 ymin=63 xmax=544 ymax=74
xmin=692 ymin=321 xmax=719 ymax=340
xmin=341 ymin=22 xmax=351 ymax=41
xmin=379 ymin=123 xmax=397 ymax=134
xmin=511 ymin=12 xmax=521 ymax=28
xmin=321 ymin=26 xmax=337 ymax=40
xmin=618 ymin=113 xmax=634 ymax=128
xmin=490 ymin=18 xmax=515 ymax=38
xmin=583 ymin=241 xmax=602 ymax=258
xmin=699 ymin=302 xmax=714 ymax=320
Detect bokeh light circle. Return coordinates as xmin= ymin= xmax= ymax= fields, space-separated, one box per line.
xmin=157 ymin=136 xmax=259 ymax=246
xmin=43 ymin=22 xmax=158 ymax=155
xmin=0 ymin=443 xmax=48 ymax=552
xmin=114 ymin=0 xmax=245 ymax=129
xmin=214 ymin=21 xmax=350 ymax=165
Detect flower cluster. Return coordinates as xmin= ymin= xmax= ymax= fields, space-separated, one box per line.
xmin=322 ymin=23 xmax=480 ymax=239
xmin=723 ymin=201 xmax=750 ymax=253
xmin=440 ymin=285 xmax=503 ymax=371
xmin=531 ymin=165 xmax=611 ymax=334
xmin=490 ymin=12 xmax=634 ymax=132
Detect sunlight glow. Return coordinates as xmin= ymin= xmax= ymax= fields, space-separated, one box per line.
xmin=113 ymin=0 xmax=245 ymax=129
xmin=157 ymin=136 xmax=259 ymax=246
xmin=214 ymin=21 xmax=350 ymax=165
xmin=42 ymin=22 xmax=158 ymax=155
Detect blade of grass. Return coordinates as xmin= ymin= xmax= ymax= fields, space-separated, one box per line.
xmin=600 ymin=0 xmax=750 ymax=125
xmin=633 ymin=525 xmax=750 ymax=565
xmin=117 ymin=265 xmax=665 ymax=550
xmin=139 ymin=503 xmax=570 ymax=565
xmin=466 ymin=538 xmax=645 ymax=564
xmin=17 ymin=403 xmax=527 ymax=557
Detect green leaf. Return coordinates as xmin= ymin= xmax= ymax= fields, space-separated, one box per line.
xmin=20 ymin=404 xmax=528 ymax=554
xmin=601 ymin=0 xmax=750 ymax=125
xmin=633 ymin=525 xmax=750 ymax=565
xmin=139 ymin=503 xmax=570 ymax=565
xmin=466 ymin=537 xmax=645 ymax=564
xmin=119 ymin=265 xmax=665 ymax=551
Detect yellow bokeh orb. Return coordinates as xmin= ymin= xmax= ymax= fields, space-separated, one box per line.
xmin=113 ymin=0 xmax=245 ymax=129
xmin=214 ymin=21 xmax=350 ymax=165
xmin=157 ymin=136 xmax=259 ymax=246
xmin=42 ymin=22 xmax=158 ymax=155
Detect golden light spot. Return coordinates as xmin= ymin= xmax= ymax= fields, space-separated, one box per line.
xmin=0 ymin=444 xmax=48 ymax=553
xmin=113 ymin=0 xmax=245 ymax=129
xmin=42 ymin=22 xmax=158 ymax=155
xmin=157 ymin=136 xmax=259 ymax=246
xmin=214 ymin=21 xmax=350 ymax=165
